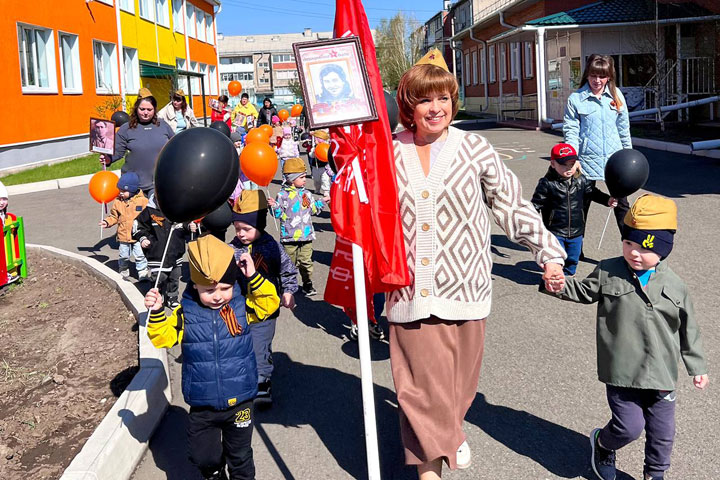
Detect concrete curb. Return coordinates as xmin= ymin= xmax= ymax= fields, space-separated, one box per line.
xmin=631 ymin=137 xmax=720 ymax=159
xmin=26 ymin=244 xmax=171 ymax=480
xmin=6 ymin=170 xmax=121 ymax=196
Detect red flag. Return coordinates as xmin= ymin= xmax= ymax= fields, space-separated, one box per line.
xmin=324 ymin=0 xmax=410 ymax=309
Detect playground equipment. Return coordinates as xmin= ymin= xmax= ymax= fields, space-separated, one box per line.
xmin=1 ymin=215 xmax=27 ymax=287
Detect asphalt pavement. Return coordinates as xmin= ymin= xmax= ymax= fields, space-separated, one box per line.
xmin=11 ymin=125 xmax=720 ymax=480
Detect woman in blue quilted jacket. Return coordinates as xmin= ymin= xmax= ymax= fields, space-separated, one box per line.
xmin=563 ymin=54 xmax=632 ymax=233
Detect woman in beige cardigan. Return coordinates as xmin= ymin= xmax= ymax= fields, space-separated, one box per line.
xmin=388 ymin=55 xmax=567 ymax=479
xmin=157 ymin=89 xmax=199 ymax=134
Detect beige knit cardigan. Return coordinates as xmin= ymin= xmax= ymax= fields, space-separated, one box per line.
xmin=386 ymin=127 xmax=566 ymax=323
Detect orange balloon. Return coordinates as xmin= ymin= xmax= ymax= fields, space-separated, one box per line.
xmin=315 ymin=143 xmax=330 ymax=163
xmin=240 ymin=143 xmax=278 ymax=186
xmin=278 ymin=109 xmax=290 ymax=122
xmin=290 ymin=104 xmax=303 ymax=117
xmin=258 ymin=124 xmax=273 ymax=138
xmin=89 ymin=171 xmax=119 ymax=204
xmin=246 ymin=128 xmax=270 ymax=144
xmin=228 ymin=81 xmax=242 ymax=97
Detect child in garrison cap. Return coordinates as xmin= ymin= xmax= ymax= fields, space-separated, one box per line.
xmin=230 ymin=190 xmax=298 ymax=405
xmin=531 ymin=143 xmax=617 ymax=276
xmin=268 ymin=158 xmax=328 ymax=297
xmin=100 ymin=172 xmax=149 ymax=281
xmin=542 ymin=194 xmax=708 ymax=480
xmin=145 ymin=234 xmax=279 ymax=480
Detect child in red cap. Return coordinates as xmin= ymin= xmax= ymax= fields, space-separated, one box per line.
xmin=531 ymin=143 xmax=617 ymax=275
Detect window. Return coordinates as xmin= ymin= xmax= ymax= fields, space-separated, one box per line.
xmin=271 ymin=54 xmax=295 ymax=63
xmin=177 ymin=58 xmax=188 ymax=91
xmin=510 ymin=42 xmax=519 ymax=80
xmin=93 ymin=40 xmax=119 ymax=94
xmin=156 ymin=0 xmax=169 ymax=27
xmin=120 ymin=0 xmax=134 ymax=13
xmin=205 ymin=13 xmax=213 ymax=43
xmin=123 ymin=47 xmax=139 ymax=94
xmin=621 ymin=53 xmax=656 ymax=87
xmin=500 ymin=43 xmax=507 ymax=81
xmin=258 ymin=61 xmax=269 ymax=68
xmin=196 ymin=8 xmax=205 ymax=42
xmin=275 ymin=70 xmax=298 ymax=80
xmin=209 ymin=65 xmax=217 ymax=95
xmin=259 ymin=77 xmax=269 ymax=84
xmin=199 ymin=64 xmax=209 ymax=94
xmin=190 ymin=61 xmax=200 ymax=92
xmin=223 ymin=72 xmax=253 ymax=81
xmin=275 ymin=87 xmax=292 ymax=96
xmin=18 ymin=24 xmax=57 ymax=93
xmin=489 ymin=45 xmax=496 ymax=83
xmin=172 ymin=0 xmax=184 ymax=32
xmin=480 ymin=47 xmax=486 ymax=83
xmin=186 ymin=3 xmax=195 ymax=38
xmin=139 ymin=0 xmax=154 ymax=21
xmin=464 ymin=52 xmax=470 ymax=86
xmin=523 ymin=42 xmax=534 ymax=78
xmin=472 ymin=49 xmax=478 ymax=85
xmin=59 ymin=32 xmax=82 ymax=93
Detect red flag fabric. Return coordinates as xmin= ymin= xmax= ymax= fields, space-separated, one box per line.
xmin=324 ymin=0 xmax=410 ymax=309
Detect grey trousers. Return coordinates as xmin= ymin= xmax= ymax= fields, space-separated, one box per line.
xmin=248 ymin=318 xmax=277 ymax=383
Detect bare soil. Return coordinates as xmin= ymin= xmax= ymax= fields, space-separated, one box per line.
xmin=0 ymin=250 xmax=137 ymax=479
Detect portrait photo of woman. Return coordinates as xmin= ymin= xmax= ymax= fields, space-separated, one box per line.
xmin=315 ymin=63 xmax=353 ymax=104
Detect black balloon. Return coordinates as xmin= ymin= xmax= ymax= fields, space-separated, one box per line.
xmin=111 ymin=111 xmax=130 ymax=128
xmin=384 ymin=91 xmax=399 ymax=133
xmin=604 ymin=149 xmax=650 ymax=198
xmin=201 ymin=201 xmax=233 ymax=232
xmin=209 ymin=120 xmax=231 ymax=138
xmin=155 ymin=128 xmax=239 ymax=223
xmin=300 ymin=132 xmax=311 ymax=141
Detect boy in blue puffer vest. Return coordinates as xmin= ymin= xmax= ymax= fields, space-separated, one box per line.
xmin=144 ymin=234 xmax=279 ymax=480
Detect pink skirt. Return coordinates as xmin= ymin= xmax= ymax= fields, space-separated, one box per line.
xmin=389 ymin=316 xmax=486 ymax=469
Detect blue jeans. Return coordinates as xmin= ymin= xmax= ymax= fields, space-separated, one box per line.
xmin=118 ymin=241 xmax=147 ymax=273
xmin=554 ymin=235 xmax=583 ymax=276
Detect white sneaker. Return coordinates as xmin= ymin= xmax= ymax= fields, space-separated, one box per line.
xmin=137 ymin=270 xmax=151 ymax=281
xmin=456 ymin=440 xmax=471 ymax=469
xmin=120 ymin=269 xmax=130 ymax=279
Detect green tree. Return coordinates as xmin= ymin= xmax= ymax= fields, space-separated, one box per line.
xmin=288 ymin=79 xmax=304 ymax=102
xmin=375 ymin=12 xmax=424 ymax=90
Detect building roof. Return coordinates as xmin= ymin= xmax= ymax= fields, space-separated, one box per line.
xmin=528 ymin=0 xmax=714 ymax=26
xmin=218 ymin=30 xmax=334 ymax=55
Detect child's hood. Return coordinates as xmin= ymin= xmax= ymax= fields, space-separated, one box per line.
xmin=0 ymin=180 xmax=8 ymax=200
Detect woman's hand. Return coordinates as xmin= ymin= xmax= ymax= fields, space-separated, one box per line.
xmin=99 ymin=154 xmax=112 ymax=167
xmin=542 ymin=263 xmax=565 ymax=292
xmin=144 ymin=288 xmax=164 ymax=311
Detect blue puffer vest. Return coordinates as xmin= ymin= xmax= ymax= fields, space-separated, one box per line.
xmin=180 ymin=285 xmax=258 ymax=410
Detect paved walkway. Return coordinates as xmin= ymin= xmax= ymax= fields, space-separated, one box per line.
xmin=11 ymin=126 xmax=720 ymax=479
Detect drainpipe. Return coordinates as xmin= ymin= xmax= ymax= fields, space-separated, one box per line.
xmin=214 ymin=3 xmax=222 ymax=96
xmin=114 ymin=1 xmax=126 ymax=106
xmin=499 ymin=10 xmax=516 ymax=29
xmin=535 ymin=27 xmax=547 ymax=128
xmin=449 ymin=17 xmax=465 ymax=104
xmin=469 ymin=28 xmax=489 ymax=111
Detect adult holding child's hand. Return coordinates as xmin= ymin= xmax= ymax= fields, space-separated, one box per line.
xmin=387 ymin=50 xmax=567 ymax=479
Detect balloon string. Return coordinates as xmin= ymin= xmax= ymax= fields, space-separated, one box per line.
xmin=100 ymin=202 xmax=104 ymax=241
xmin=598 ymin=209 xmax=613 ymax=249
xmin=265 ymin=187 xmax=279 ymax=233
xmin=144 ymin=225 xmax=177 ymax=324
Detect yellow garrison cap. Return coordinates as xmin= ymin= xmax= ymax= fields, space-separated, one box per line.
xmin=414 ymin=48 xmax=450 ymax=72
xmin=282 ymin=157 xmax=307 ymax=174
xmin=138 ymin=87 xmax=153 ymax=98
xmin=233 ymin=189 xmax=268 ymax=215
xmin=188 ymin=235 xmax=236 ymax=286
xmin=624 ymin=194 xmax=677 ymax=230
xmin=311 ymin=129 xmax=329 ymax=140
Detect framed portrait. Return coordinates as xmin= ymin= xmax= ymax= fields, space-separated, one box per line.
xmin=293 ymin=37 xmax=378 ymax=129
xmin=89 ymin=118 xmax=115 ymax=155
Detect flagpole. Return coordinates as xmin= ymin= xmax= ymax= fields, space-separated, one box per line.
xmin=351 ymin=242 xmax=381 ymax=480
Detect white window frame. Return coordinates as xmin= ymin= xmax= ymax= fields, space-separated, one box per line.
xmin=500 ymin=43 xmax=507 ymax=81
xmin=97 ymin=0 xmax=114 ymax=5
xmin=93 ymin=40 xmax=120 ymax=94
xmin=139 ymin=0 xmax=155 ymax=21
xmin=123 ymin=47 xmax=140 ymax=94
xmin=156 ymin=0 xmax=170 ymax=28
xmin=190 ymin=61 xmax=200 ymax=92
xmin=524 ymin=41 xmax=534 ymax=78
xmin=17 ymin=23 xmax=58 ymax=94
xmin=489 ymin=45 xmax=496 ymax=83
xmin=196 ymin=8 xmax=206 ymax=42
xmin=463 ymin=52 xmax=470 ymax=86
xmin=58 ymin=31 xmax=82 ymax=94
xmin=480 ymin=47 xmax=487 ymax=84
xmin=209 ymin=65 xmax=217 ymax=95
xmin=172 ymin=0 xmax=184 ymax=33
xmin=186 ymin=3 xmax=195 ymax=38
xmin=205 ymin=13 xmax=213 ymax=44
xmin=119 ymin=0 xmax=134 ymax=13
xmin=200 ymin=63 xmax=209 ymax=94
xmin=510 ymin=42 xmax=519 ymax=80
xmin=472 ymin=49 xmax=478 ymax=85
xmin=177 ymin=58 xmax=188 ymax=91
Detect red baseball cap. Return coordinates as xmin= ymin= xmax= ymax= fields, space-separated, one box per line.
xmin=551 ymin=143 xmax=578 ymax=164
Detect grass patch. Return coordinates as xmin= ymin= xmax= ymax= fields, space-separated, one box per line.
xmin=0 ymin=154 xmax=124 ymax=186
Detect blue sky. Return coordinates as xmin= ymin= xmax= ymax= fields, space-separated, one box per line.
xmin=216 ymin=0 xmax=445 ymax=36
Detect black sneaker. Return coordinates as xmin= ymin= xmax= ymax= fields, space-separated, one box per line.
xmin=165 ymin=297 xmax=180 ymax=309
xmin=349 ymin=323 xmax=358 ymax=341
xmin=590 ymin=428 xmax=616 ymax=480
xmin=368 ymin=322 xmax=385 ymax=340
xmin=255 ymin=381 xmax=272 ymax=405
xmin=303 ymin=284 xmax=317 ymax=296
xmin=643 ymin=471 xmax=664 ymax=480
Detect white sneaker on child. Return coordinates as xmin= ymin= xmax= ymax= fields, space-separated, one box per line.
xmin=456 ymin=440 xmax=471 ymax=469
xmin=137 ymin=270 xmax=151 ymax=281
xmin=120 ymin=269 xmax=130 ymax=279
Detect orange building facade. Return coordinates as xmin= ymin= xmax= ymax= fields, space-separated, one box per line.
xmin=0 ymin=0 xmax=221 ymax=171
